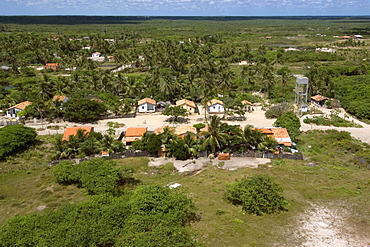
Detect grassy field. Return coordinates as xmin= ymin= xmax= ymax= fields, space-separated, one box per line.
xmin=1 ymin=131 xmax=370 ymax=246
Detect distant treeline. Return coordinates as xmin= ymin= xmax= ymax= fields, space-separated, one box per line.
xmin=1 ymin=15 xmax=370 ymax=25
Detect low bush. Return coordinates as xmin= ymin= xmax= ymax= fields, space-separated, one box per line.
xmin=225 ymin=174 xmax=289 ymax=216
xmin=53 ymin=158 xmax=131 ymax=195
xmin=265 ymin=103 xmax=293 ymax=119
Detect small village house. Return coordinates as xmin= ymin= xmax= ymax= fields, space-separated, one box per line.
xmin=176 ymin=99 xmax=196 ymax=113
xmin=259 ymin=127 xmax=292 ymax=147
xmin=311 ymin=95 xmax=329 ymax=107
xmin=6 ymin=101 xmax=32 ymax=118
xmin=137 ymin=98 xmax=156 ymax=113
xmin=52 ymin=95 xmax=69 ymax=104
xmin=91 ymin=52 xmax=101 ymax=58
xmin=207 ymin=99 xmax=225 ymax=113
xmin=43 ymin=63 xmax=60 ymax=70
xmin=125 ymin=127 xmax=148 ymax=145
xmin=241 ymin=100 xmax=253 ymax=112
xmin=62 ymin=127 xmax=94 ymax=141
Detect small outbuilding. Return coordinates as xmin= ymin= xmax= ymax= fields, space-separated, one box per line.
xmin=125 ymin=127 xmax=147 ymax=144
xmin=6 ymin=101 xmax=32 ymax=118
xmin=207 ymin=99 xmax=225 ymax=113
xmin=176 ymin=99 xmax=196 ymax=113
xmin=311 ymin=95 xmax=329 ymax=107
xmin=43 ymin=63 xmax=60 ymax=70
xmin=62 ymin=126 xmax=94 ymax=141
xmin=137 ymin=98 xmax=156 ymax=113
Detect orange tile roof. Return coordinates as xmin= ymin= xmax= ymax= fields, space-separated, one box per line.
xmin=258 ymin=128 xmax=274 ymax=134
xmin=176 ymin=99 xmax=196 ymax=108
xmin=126 ymin=127 xmax=147 ymax=137
xmin=207 ymin=99 xmax=224 ymax=106
xmin=126 ymin=136 xmax=143 ymax=143
xmin=311 ymin=95 xmax=329 ymax=102
xmin=62 ymin=127 xmax=94 ymax=141
xmin=154 ymin=126 xmax=174 ymax=135
xmin=52 ymin=95 xmax=67 ymax=102
xmin=175 ymin=125 xmax=196 ymax=136
xmin=138 ymin=98 xmax=156 ymax=106
xmin=7 ymin=101 xmax=32 ymax=110
xmin=45 ymin=63 xmax=59 ymax=66
xmin=270 ymin=128 xmax=290 ymax=139
xmin=241 ymin=100 xmax=253 ymax=105
xmin=91 ymin=98 xmax=104 ymax=103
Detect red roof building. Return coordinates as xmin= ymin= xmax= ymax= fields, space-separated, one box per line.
xmin=62 ymin=127 xmax=94 ymax=141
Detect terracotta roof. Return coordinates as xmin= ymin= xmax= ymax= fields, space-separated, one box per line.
xmin=176 ymin=99 xmax=196 ymax=108
xmin=138 ymin=98 xmax=156 ymax=106
xmin=270 ymin=128 xmax=290 ymax=139
xmin=45 ymin=63 xmax=59 ymax=66
xmin=175 ymin=125 xmax=196 ymax=136
xmin=62 ymin=127 xmax=94 ymax=141
xmin=91 ymin=98 xmax=104 ymax=103
xmin=52 ymin=95 xmax=67 ymax=102
xmin=126 ymin=136 xmax=143 ymax=143
xmin=241 ymin=100 xmax=253 ymax=105
xmin=258 ymin=127 xmax=292 ymax=146
xmin=154 ymin=126 xmax=174 ymax=135
xmin=258 ymin=128 xmax=274 ymax=134
xmin=311 ymin=95 xmax=329 ymax=102
xmin=207 ymin=99 xmax=224 ymax=106
xmin=7 ymin=101 xmax=32 ymax=110
xmin=126 ymin=127 xmax=147 ymax=137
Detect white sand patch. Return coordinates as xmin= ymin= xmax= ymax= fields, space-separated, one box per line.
xmin=295 ymin=204 xmax=369 ymax=247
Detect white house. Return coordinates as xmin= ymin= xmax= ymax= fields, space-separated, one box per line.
xmin=137 ymin=98 xmax=156 ymax=113
xmin=6 ymin=101 xmax=32 ymax=118
xmin=91 ymin=52 xmax=101 ymax=58
xmin=207 ymin=99 xmax=225 ymax=113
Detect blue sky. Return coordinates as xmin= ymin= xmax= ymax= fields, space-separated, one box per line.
xmin=2 ymin=0 xmax=370 ymax=16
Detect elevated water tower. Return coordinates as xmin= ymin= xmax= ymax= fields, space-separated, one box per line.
xmin=294 ymin=77 xmax=309 ymax=115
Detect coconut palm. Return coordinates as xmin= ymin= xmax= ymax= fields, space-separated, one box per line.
xmin=201 ymin=115 xmax=229 ymax=153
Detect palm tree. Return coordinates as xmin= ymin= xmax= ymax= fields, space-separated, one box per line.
xmin=242 ymin=125 xmax=264 ymax=151
xmin=201 ymin=115 xmax=229 ymax=154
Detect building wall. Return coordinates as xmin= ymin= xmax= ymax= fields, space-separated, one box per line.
xmin=179 ymin=104 xmax=195 ymax=113
xmin=6 ymin=108 xmax=22 ymax=118
xmin=208 ymin=103 xmax=224 ymax=113
xmin=138 ymin=103 xmax=156 ymax=113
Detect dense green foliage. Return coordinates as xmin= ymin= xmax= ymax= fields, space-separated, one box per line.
xmin=0 ymin=185 xmax=197 ymax=246
xmin=274 ymin=111 xmax=301 ymax=142
xmin=265 ymin=103 xmax=294 ymax=119
xmin=162 ymin=105 xmax=188 ymax=122
xmin=0 ymin=125 xmax=37 ymax=158
xmin=53 ymin=158 xmax=130 ymax=195
xmin=225 ymin=174 xmax=289 ymax=216
xmin=332 ymin=75 xmax=370 ymax=119
xmin=63 ymin=98 xmax=107 ymax=122
xmin=53 ymin=129 xmax=124 ymax=159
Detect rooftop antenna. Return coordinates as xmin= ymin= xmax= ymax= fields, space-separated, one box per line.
xmin=294 ymin=77 xmax=309 ymax=116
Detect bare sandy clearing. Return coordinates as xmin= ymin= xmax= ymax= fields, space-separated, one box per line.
xmin=294 ymin=204 xmax=370 ymax=247
xmin=148 ymin=157 xmax=271 ymax=173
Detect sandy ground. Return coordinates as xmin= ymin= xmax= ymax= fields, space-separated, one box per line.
xmin=23 ymin=105 xmax=370 ymax=145
xmin=289 ymin=203 xmax=370 ymax=247
xmin=148 ymin=157 xmax=271 ymax=172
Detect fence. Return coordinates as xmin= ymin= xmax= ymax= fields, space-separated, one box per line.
xmin=0 ymin=120 xmax=20 ymax=126
xmin=49 ymin=150 xmax=155 ymax=166
xmin=198 ymin=150 xmax=303 ymax=160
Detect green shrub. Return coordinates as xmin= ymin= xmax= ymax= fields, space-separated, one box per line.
xmin=225 ymin=175 xmax=289 ymax=215
xmin=0 ymin=124 xmax=37 ymax=158
xmin=52 ymin=158 xmax=130 ymax=195
xmin=265 ymin=103 xmax=293 ymax=119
